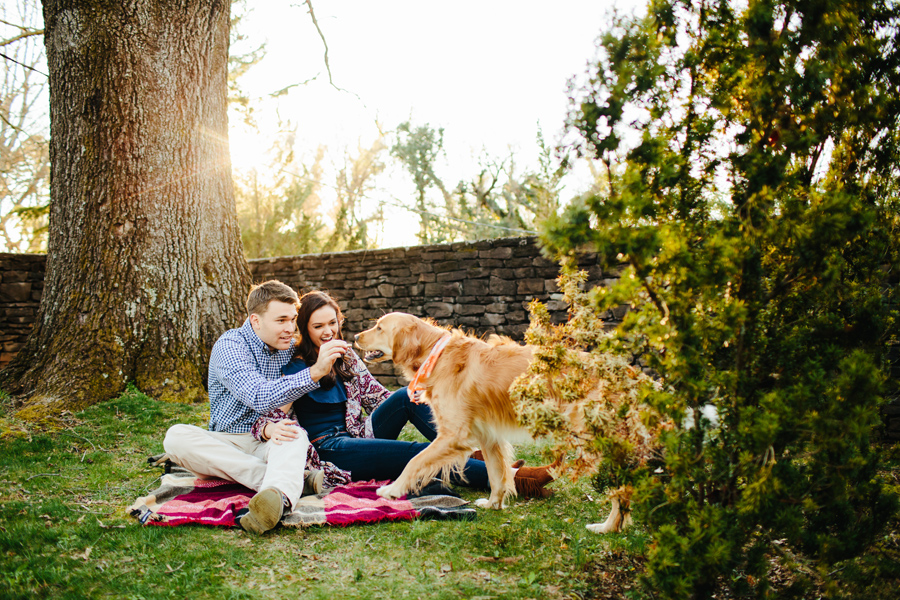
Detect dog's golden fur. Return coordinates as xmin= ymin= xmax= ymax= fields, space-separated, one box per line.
xmin=585 ymin=486 xmax=633 ymax=533
xmin=355 ymin=312 xmax=532 ymax=509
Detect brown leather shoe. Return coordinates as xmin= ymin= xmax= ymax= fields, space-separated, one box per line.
xmin=303 ymin=469 xmax=324 ymax=496
xmin=241 ymin=488 xmax=284 ymax=534
xmin=470 ymin=450 xmax=525 ymax=469
xmin=514 ymin=465 xmax=555 ymax=499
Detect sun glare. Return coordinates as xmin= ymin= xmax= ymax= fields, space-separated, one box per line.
xmin=228 ymin=125 xmax=273 ymax=173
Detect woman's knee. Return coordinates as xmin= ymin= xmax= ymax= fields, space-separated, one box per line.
xmin=393 ymin=387 xmax=415 ymax=403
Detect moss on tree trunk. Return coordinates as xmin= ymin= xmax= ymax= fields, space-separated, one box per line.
xmin=1 ymin=0 xmax=251 ymax=419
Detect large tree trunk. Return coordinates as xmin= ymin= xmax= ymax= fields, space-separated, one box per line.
xmin=0 ymin=0 xmax=251 ymax=418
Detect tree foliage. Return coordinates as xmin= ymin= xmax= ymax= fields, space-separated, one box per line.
xmin=513 ymin=269 xmax=665 ymax=484
xmin=390 ymin=121 xmax=458 ymax=244
xmin=227 ymin=0 xmax=267 ymax=128
xmin=324 ymin=136 xmax=386 ymax=252
xmin=391 ymin=121 xmax=565 ymax=244
xmin=458 ymin=130 xmax=566 ymax=240
xmin=518 ymin=0 xmax=900 ymax=597
xmin=234 ymin=140 xmax=326 ymax=259
xmin=234 ymin=132 xmax=389 ymax=259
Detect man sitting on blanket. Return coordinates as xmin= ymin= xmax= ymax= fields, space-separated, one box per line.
xmin=164 ymin=280 xmax=352 ymax=534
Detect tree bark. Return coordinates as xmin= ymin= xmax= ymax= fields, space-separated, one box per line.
xmin=1 ymin=0 xmax=251 ymax=418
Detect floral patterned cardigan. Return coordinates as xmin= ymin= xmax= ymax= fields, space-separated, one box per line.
xmin=251 ymin=350 xmax=392 ymax=489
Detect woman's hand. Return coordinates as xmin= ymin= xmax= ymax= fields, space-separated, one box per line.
xmin=264 ymin=419 xmax=301 ymax=445
xmin=310 ymin=339 xmax=351 ymax=381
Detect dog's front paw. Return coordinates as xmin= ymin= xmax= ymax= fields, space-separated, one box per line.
xmin=474 ymin=497 xmax=506 ymax=509
xmin=377 ymin=483 xmax=403 ymax=500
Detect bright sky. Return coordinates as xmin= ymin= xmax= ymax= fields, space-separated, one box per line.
xmin=4 ymin=0 xmax=644 ymax=250
xmin=230 ymin=0 xmax=640 ymax=246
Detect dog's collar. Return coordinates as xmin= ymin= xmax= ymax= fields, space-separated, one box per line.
xmin=407 ymin=333 xmax=451 ymax=404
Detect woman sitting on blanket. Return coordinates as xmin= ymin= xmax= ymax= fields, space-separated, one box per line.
xmin=251 ymin=290 xmax=555 ymax=498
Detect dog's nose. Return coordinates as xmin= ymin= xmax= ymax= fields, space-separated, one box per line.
xmin=354 ymin=333 xmax=360 ymax=341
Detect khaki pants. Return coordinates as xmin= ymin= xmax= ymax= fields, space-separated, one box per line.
xmin=163 ymin=424 xmax=309 ymax=509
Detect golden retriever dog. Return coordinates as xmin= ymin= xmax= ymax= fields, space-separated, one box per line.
xmin=354 ymin=312 xmax=534 ymax=509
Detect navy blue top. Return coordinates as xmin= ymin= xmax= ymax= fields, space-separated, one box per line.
xmin=282 ymin=358 xmax=347 ymax=440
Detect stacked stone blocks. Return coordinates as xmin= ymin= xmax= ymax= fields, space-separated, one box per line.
xmin=246 ymin=236 xmax=610 ymax=388
xmin=3 ymin=238 xmax=895 ymax=441
xmin=0 ymin=253 xmax=46 ymax=370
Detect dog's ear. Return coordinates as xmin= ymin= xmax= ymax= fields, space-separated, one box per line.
xmin=391 ymin=317 xmax=425 ymax=368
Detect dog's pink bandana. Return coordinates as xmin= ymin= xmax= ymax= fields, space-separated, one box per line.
xmin=408 ymin=333 xmax=451 ymax=404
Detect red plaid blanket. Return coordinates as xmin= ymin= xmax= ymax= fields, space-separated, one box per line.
xmin=129 ymin=474 xmax=475 ymax=528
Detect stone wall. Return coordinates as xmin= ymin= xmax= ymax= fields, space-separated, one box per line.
xmin=247 ymin=236 xmax=611 ymax=388
xmin=2 ymin=239 xmax=897 ymax=441
xmin=0 ymin=237 xmax=612 ymax=385
xmin=0 ymin=253 xmax=46 ymax=369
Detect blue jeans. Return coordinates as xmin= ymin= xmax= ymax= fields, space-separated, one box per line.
xmin=313 ymin=388 xmax=489 ymax=489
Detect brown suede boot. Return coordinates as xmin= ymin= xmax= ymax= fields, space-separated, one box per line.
xmin=470 ymin=450 xmax=525 ymax=469
xmin=513 ymin=465 xmax=555 ymax=499
xmin=303 ymin=469 xmax=325 ymax=496
xmin=240 ymin=488 xmax=285 ymax=534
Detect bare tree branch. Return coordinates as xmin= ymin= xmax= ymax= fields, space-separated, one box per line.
xmin=0 ymin=17 xmax=32 ymax=29
xmin=302 ymin=0 xmax=360 ymax=99
xmin=269 ymin=73 xmax=319 ymax=97
xmin=0 ymin=50 xmax=48 ymax=76
xmin=0 ymin=111 xmax=24 ymax=133
xmin=1 ymin=28 xmax=43 ymax=47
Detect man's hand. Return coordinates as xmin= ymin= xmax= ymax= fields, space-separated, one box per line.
xmin=265 ymin=419 xmax=301 ymax=445
xmin=309 ymin=340 xmax=351 ymax=381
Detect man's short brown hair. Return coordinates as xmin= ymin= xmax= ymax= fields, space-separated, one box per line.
xmin=246 ymin=280 xmax=299 ymax=316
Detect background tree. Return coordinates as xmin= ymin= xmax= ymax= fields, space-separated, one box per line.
xmin=455 ymin=129 xmax=566 ymax=239
xmin=235 ymin=135 xmax=327 ymax=259
xmin=226 ymin=0 xmax=266 ymax=129
xmin=323 ymin=136 xmax=386 ymax=252
xmin=518 ymin=0 xmax=900 ymax=597
xmin=1 ymin=0 xmax=251 ymax=416
xmin=392 ymin=120 xmax=565 ymax=243
xmin=0 ymin=0 xmax=49 ymax=252
xmin=390 ymin=121 xmax=457 ymax=244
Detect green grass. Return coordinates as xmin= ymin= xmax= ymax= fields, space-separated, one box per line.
xmin=3 ymin=388 xmax=897 ymax=599
xmin=0 ymin=387 xmax=641 ymax=600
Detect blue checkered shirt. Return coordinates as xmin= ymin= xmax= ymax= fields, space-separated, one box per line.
xmin=207 ymin=319 xmax=320 ymax=433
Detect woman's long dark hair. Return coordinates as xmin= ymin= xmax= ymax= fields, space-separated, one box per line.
xmin=294 ymin=290 xmax=355 ymax=387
